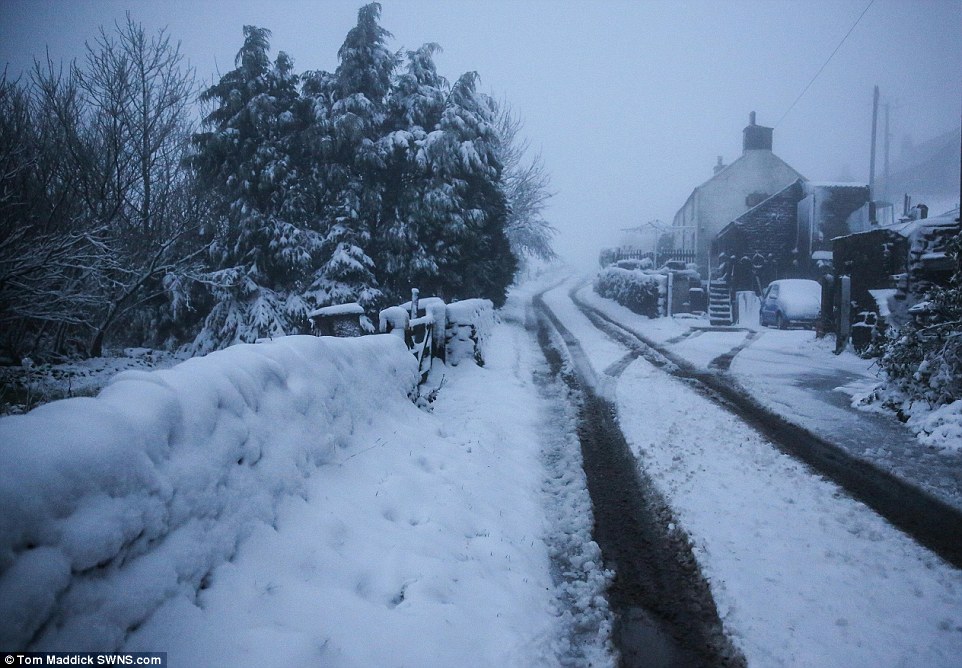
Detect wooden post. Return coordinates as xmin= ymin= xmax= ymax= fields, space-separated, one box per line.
xmin=836 ymin=275 xmax=852 ymax=354
xmin=410 ymin=288 xmax=420 ymax=319
xmin=666 ymin=271 xmax=674 ymax=317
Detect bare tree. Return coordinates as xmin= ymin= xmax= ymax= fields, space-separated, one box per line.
xmin=0 ymin=17 xmax=207 ymax=360
xmin=0 ymin=66 xmax=107 ymax=359
xmin=493 ymin=99 xmax=557 ymax=266
xmin=74 ymin=15 xmax=205 ymax=356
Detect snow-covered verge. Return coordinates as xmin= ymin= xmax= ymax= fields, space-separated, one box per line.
xmin=853 ymin=385 xmax=962 ymax=455
xmin=0 ymin=335 xmax=420 ymax=651
xmin=912 ymin=400 xmax=962 ymax=452
xmin=1 ymin=281 xmax=614 ymax=666
xmin=121 ymin=287 xmax=611 ymax=666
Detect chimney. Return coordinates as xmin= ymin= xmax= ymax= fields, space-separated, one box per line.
xmin=743 ymin=111 xmax=773 ymax=152
xmin=713 ymin=156 xmax=726 ymax=174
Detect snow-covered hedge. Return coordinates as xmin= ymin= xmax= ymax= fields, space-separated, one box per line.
xmin=0 ymin=335 xmax=419 ymax=651
xmin=594 ymin=267 xmax=666 ymax=318
xmin=446 ymin=299 xmax=495 ymax=366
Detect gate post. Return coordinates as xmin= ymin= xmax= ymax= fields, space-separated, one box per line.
xmin=836 ymin=275 xmax=851 ymax=354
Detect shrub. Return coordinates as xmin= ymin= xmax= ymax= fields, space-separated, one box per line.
xmin=872 ymin=232 xmax=962 ymax=415
xmin=594 ymin=267 xmax=665 ymax=318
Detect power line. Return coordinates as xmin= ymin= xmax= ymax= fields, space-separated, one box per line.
xmin=775 ymin=0 xmax=876 ymax=128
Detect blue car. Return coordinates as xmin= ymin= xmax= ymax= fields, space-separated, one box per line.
xmin=759 ymin=279 xmax=821 ymax=329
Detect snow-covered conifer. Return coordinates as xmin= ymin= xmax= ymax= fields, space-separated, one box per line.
xmin=191 ymin=26 xmax=321 ymax=351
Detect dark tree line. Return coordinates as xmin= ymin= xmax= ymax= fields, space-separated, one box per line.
xmin=0 ymin=4 xmax=555 ymax=360
xmin=0 ymin=15 xmax=205 ymax=360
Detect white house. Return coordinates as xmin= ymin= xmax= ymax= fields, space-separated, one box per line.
xmin=673 ymin=112 xmax=805 ymax=277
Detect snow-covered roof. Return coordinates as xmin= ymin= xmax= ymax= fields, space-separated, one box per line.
xmin=834 ymin=209 xmax=959 ymax=243
xmin=805 ymin=182 xmax=868 ymax=189
xmin=717 ymin=178 xmax=805 ymax=237
xmin=884 ymin=211 xmax=959 ymax=239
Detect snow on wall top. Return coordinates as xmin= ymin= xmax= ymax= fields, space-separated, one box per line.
xmin=378 ymin=306 xmax=410 ymax=336
xmin=445 ymin=299 xmax=496 ymax=366
xmin=0 ymin=335 xmax=418 ymax=651
xmin=307 ymin=302 xmax=365 ymax=318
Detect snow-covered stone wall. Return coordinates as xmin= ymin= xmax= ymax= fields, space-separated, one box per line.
xmin=445 ymin=299 xmax=495 ymax=366
xmin=0 ymin=335 xmax=419 ymax=651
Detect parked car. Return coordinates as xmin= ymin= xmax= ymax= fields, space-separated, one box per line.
xmin=759 ymin=279 xmax=821 ymax=329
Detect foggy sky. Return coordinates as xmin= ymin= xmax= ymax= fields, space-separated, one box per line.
xmin=2 ymin=0 xmax=960 ymax=268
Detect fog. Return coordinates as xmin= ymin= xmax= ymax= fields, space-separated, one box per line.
xmin=2 ymin=0 xmax=959 ymax=269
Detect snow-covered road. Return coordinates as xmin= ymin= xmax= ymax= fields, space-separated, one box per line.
xmin=541 ymin=276 xmax=962 ymax=667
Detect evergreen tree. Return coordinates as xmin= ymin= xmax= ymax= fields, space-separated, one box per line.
xmin=421 ymin=71 xmax=516 ymax=305
xmin=307 ymin=2 xmax=396 ymax=309
xmin=376 ymin=42 xmax=448 ymax=299
xmin=191 ymin=26 xmax=320 ymax=351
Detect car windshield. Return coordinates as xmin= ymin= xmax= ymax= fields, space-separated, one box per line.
xmin=776 ymin=280 xmax=821 ymax=316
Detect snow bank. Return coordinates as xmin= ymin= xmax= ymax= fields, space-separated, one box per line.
xmin=913 ymin=400 xmax=962 ymax=452
xmin=445 ymin=298 xmax=495 ymax=366
xmin=118 ymin=285 xmax=609 ymax=666
xmin=0 ymin=335 xmax=418 ymax=651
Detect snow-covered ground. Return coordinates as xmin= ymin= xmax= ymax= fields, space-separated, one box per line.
xmin=0 ymin=348 xmax=187 ymax=415
xmin=0 ymin=287 xmax=612 ymax=666
xmin=546 ymin=277 xmax=962 ymax=666
xmin=579 ymin=283 xmax=962 ymax=511
xmin=5 ymin=272 xmax=960 ymax=667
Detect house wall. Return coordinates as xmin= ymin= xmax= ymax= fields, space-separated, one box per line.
xmin=674 ymin=149 xmax=804 ymax=276
xmin=715 ymin=180 xmax=807 ymax=291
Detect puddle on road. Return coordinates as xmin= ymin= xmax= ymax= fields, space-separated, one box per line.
xmin=618 ymin=606 xmax=707 ymax=668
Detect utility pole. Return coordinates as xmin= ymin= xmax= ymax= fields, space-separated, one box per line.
xmin=883 ymin=101 xmax=891 ymax=204
xmin=869 ymin=85 xmax=879 ymax=203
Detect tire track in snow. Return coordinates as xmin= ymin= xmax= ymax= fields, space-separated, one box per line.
xmin=569 ymin=287 xmax=962 ymax=571
xmin=534 ymin=288 xmax=746 ymax=668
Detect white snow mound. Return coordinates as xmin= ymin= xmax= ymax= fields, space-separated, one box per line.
xmin=0 ymin=334 xmax=418 ymax=650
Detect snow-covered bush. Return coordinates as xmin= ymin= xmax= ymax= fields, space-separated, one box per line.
xmin=0 ymin=334 xmax=418 ymax=650
xmin=593 ymin=267 xmax=666 ymax=318
xmin=856 ymin=231 xmax=962 ymax=446
xmin=445 ymin=299 xmax=496 ymax=366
